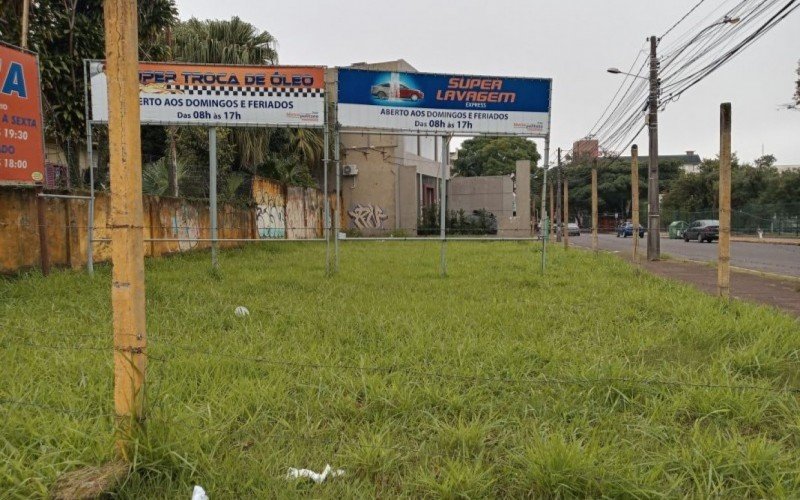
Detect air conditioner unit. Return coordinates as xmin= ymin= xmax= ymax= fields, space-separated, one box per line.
xmin=342 ymin=164 xmax=359 ymax=176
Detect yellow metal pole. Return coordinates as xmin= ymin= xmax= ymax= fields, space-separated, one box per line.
xmin=631 ymin=145 xmax=640 ymax=263
xmin=718 ymin=103 xmax=731 ymax=298
xmin=591 ymin=159 xmax=598 ymax=253
xmin=104 ymin=0 xmax=147 ymax=460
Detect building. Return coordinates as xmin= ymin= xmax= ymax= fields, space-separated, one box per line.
xmin=618 ymin=150 xmax=702 ymax=173
xmin=774 ymin=164 xmax=800 ymax=172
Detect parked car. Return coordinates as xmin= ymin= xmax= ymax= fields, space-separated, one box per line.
xmin=616 ymin=222 xmax=645 ymax=238
xmin=370 ymin=82 xmax=424 ymax=101
xmin=683 ymin=219 xmax=719 ymax=242
xmin=567 ymin=222 xmax=581 ymax=236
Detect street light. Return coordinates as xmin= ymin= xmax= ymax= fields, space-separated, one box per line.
xmin=606 ymin=67 xmax=648 ymax=79
xmin=605 ymin=16 xmax=740 ymax=261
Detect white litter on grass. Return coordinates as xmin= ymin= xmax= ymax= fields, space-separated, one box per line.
xmin=234 ymin=306 xmax=250 ymax=317
xmin=286 ymin=464 xmax=345 ymax=484
xmin=191 ymin=485 xmax=209 ymax=500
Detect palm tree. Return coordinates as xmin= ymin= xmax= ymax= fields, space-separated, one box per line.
xmin=169 ymin=17 xmax=278 ymax=194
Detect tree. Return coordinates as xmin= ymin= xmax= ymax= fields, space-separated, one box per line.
xmin=564 ymin=157 xmax=682 ymax=222
xmin=170 ymin=17 xmax=279 ymax=195
xmin=453 ymin=137 xmax=540 ymax=177
xmin=0 ymin=0 xmax=176 ymax=187
xmin=795 ymin=59 xmax=799 ymax=107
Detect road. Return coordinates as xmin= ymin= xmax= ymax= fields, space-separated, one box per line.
xmin=570 ymin=233 xmax=800 ymax=278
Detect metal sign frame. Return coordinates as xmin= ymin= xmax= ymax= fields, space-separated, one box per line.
xmin=334 ymin=67 xmax=554 ymax=275
xmin=83 ymin=59 xmax=332 ymax=274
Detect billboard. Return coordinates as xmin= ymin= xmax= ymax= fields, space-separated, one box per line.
xmin=90 ymin=62 xmax=325 ymax=127
xmin=337 ymin=68 xmax=550 ymax=136
xmin=0 ymin=42 xmax=45 ymax=185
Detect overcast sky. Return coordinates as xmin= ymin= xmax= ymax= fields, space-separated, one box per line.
xmin=174 ymin=0 xmax=800 ymax=165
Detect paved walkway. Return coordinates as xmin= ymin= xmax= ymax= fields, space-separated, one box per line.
xmin=635 ymin=258 xmax=800 ymax=318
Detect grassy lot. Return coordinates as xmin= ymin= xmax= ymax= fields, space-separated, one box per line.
xmin=2 ymin=241 xmax=800 ymax=498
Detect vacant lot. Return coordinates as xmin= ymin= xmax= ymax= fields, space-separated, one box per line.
xmin=2 ymin=242 xmax=800 ymax=497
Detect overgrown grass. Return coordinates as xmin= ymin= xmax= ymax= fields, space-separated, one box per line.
xmin=2 ymin=242 xmax=799 ymax=498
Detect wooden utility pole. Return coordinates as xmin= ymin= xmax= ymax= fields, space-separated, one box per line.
xmin=20 ymin=0 xmax=30 ymax=48
xmin=631 ymin=145 xmax=640 ymax=263
xmin=549 ymin=180 xmax=555 ymax=236
xmin=555 ymin=148 xmax=562 ymax=243
xmin=104 ymin=0 xmax=147 ymax=460
xmin=563 ymin=177 xmax=569 ymax=250
xmin=591 ymin=158 xmax=598 ymax=253
xmin=718 ymin=103 xmax=732 ymax=298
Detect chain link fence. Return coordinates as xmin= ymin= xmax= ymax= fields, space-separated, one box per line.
xmin=667 ymin=203 xmax=800 ymax=238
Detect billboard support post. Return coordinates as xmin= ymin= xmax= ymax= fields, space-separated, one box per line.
xmin=334 ymin=128 xmax=341 ymax=273
xmin=83 ymin=60 xmax=95 ymax=275
xmin=323 ymin=122 xmax=330 ymax=275
xmin=540 ymin=137 xmax=549 ymax=273
xmin=439 ymin=136 xmax=450 ymax=277
xmin=209 ymin=127 xmax=219 ymax=270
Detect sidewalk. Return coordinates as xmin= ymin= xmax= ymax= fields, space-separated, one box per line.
xmin=632 ymin=256 xmax=800 ymax=317
xmin=731 ymin=236 xmax=800 ymax=246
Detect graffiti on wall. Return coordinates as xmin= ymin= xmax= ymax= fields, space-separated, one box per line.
xmin=166 ymin=204 xmax=199 ymax=251
xmin=304 ymin=188 xmax=322 ymax=238
xmin=349 ymin=204 xmax=389 ymax=230
xmin=252 ymin=177 xmax=286 ymax=239
xmin=255 ymin=196 xmax=286 ymax=239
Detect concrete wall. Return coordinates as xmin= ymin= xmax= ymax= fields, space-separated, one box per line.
xmin=447 ymin=160 xmax=532 ymax=237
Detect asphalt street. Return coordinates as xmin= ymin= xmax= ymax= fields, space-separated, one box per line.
xmin=570 ymin=233 xmax=800 ymax=278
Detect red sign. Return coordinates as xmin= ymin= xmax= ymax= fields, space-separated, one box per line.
xmin=0 ymin=42 xmax=45 ymax=185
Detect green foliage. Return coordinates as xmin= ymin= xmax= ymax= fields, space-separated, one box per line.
xmin=662 ymin=155 xmax=799 ymax=215
xmin=418 ymin=205 xmax=497 ymax=235
xmin=454 ymin=137 xmax=540 ymax=177
xmin=0 ymin=0 xmax=176 ymax=187
xmin=564 ymin=158 xmax=682 ymax=222
xmin=2 ymin=243 xmax=800 ymax=497
xmin=142 ymin=157 xmax=187 ymax=196
xmin=173 ymin=16 xmax=277 ymax=65
xmin=795 ymin=59 xmax=799 ymax=106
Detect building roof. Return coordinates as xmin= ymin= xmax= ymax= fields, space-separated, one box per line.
xmin=617 ymin=152 xmax=701 ymax=165
xmin=348 ymin=59 xmax=418 ymax=72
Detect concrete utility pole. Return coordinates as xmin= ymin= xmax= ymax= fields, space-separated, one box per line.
xmin=631 ymin=145 xmax=640 ymax=263
xmin=591 ymin=158 xmax=598 ymax=253
xmin=718 ymin=103 xmax=732 ymax=298
xmin=104 ymin=0 xmax=147 ymax=460
xmin=555 ymin=148 xmax=562 ymax=243
xmin=647 ymin=35 xmax=661 ymax=261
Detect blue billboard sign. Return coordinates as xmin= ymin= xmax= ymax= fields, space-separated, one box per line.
xmin=337 ymin=68 xmax=551 ymax=136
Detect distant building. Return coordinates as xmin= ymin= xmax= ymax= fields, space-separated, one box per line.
xmin=774 ymin=164 xmax=800 ymax=172
xmin=572 ymin=139 xmax=599 ymax=160
xmin=618 ymin=150 xmax=702 ymax=173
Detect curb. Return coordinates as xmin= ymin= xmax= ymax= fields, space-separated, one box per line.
xmin=666 ymin=256 xmax=800 ymax=284
xmin=731 ymin=238 xmax=800 ymax=247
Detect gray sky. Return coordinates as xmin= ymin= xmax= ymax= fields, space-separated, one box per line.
xmin=174 ymin=0 xmax=800 ymax=164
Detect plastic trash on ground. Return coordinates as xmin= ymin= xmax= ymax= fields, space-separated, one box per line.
xmin=192 ymin=485 xmax=209 ymax=500
xmin=286 ymin=464 xmax=345 ymax=484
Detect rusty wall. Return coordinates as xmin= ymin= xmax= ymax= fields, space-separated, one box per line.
xmin=2 ymin=180 xmax=335 ymax=273
xmin=0 ymin=187 xmax=254 ymax=274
